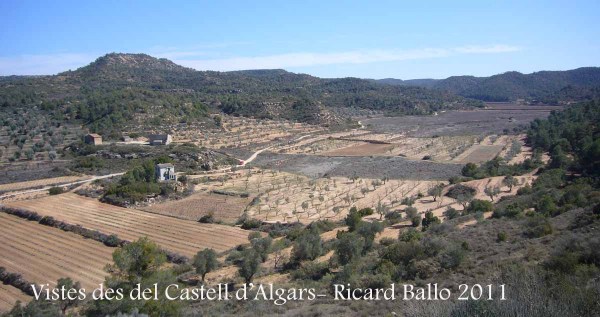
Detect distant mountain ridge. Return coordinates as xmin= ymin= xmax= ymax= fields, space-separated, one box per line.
xmin=0 ymin=53 xmax=481 ymax=135
xmin=373 ymin=67 xmax=600 ymax=103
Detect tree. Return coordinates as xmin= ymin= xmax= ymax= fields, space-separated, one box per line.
xmin=484 ymin=185 xmax=501 ymax=201
xmin=411 ymin=215 xmax=421 ymax=227
xmin=344 ymin=207 xmax=362 ymax=231
xmin=405 ymin=206 xmax=418 ymax=219
xmin=56 ymin=278 xmax=83 ymax=315
xmin=456 ymin=192 xmax=474 ymax=210
xmin=461 ymin=163 xmax=479 ymax=178
xmin=466 ymin=199 xmax=494 ymax=214
xmin=107 ymin=237 xmax=166 ymax=282
xmin=427 ymin=183 xmax=444 ymax=202
xmin=502 ymin=175 xmax=519 ymax=192
xmin=291 ymin=227 xmax=323 ymax=263
xmin=192 ymin=249 xmax=219 ymax=282
xmin=355 ymin=221 xmax=384 ymax=251
xmin=237 ymin=249 xmax=261 ymax=283
xmin=250 ymin=236 xmax=272 ymax=262
xmin=421 ymin=211 xmax=441 ymax=230
xmin=375 ymin=200 xmax=389 ymax=220
xmin=335 ymin=232 xmax=364 ymax=265
xmin=399 ymin=228 xmax=422 ymax=242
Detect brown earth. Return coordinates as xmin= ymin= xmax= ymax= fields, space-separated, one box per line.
xmin=5 ymin=193 xmax=252 ymax=257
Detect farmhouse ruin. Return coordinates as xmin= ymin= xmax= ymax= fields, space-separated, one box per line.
xmin=84 ymin=133 xmax=102 ymax=145
xmin=148 ymin=134 xmax=172 ymax=145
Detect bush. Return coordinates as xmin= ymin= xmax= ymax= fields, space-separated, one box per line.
xmin=48 ymin=187 xmax=64 ymax=195
xmin=291 ymin=227 xmax=323 ymax=264
xmin=335 ymin=232 xmax=365 ymax=265
xmin=497 ymin=232 xmax=507 ymax=242
xmin=291 ymin=261 xmax=329 ymax=280
xmin=399 ymin=228 xmax=422 ymax=242
xmin=384 ymin=211 xmax=402 ymax=224
xmin=439 ymin=245 xmax=466 ymax=269
xmin=421 ymin=211 xmax=441 ymax=230
xmin=445 ymin=184 xmax=477 ymax=199
xmin=493 ymin=202 xmax=523 ymax=218
xmin=411 ymin=215 xmax=421 ymax=227
xmin=443 ymin=207 xmax=460 ymax=219
xmin=524 ymin=216 xmax=553 ymax=238
xmin=105 ymin=234 xmax=122 ymax=247
xmin=198 ymin=213 xmax=215 ymax=223
xmin=379 ymin=237 xmax=396 ymax=246
xmin=466 ymin=199 xmax=494 ymax=214
xmin=241 ymin=218 xmax=262 ymax=230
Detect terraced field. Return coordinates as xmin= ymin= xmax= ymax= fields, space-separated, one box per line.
xmin=0 ymin=212 xmax=113 ymax=290
xmin=0 ymin=175 xmax=90 ymax=193
xmin=6 ymin=193 xmax=250 ymax=257
xmin=0 ymin=283 xmax=30 ymax=313
xmin=142 ymin=192 xmax=251 ymax=223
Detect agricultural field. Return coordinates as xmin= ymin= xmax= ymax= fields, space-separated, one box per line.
xmin=5 ymin=193 xmax=251 ymax=257
xmin=172 ymin=115 xmax=323 ymax=151
xmin=362 ymin=103 xmax=559 ymax=137
xmin=0 ymin=212 xmax=114 ymax=290
xmin=0 ymin=109 xmax=84 ymax=163
xmin=251 ymin=153 xmax=463 ymax=180
xmin=0 ymin=175 xmax=89 ymax=193
xmin=142 ymin=191 xmax=252 ymax=223
xmin=0 ymin=284 xmax=30 ymax=313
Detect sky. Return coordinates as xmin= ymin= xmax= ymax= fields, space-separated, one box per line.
xmin=0 ymin=0 xmax=599 ymax=79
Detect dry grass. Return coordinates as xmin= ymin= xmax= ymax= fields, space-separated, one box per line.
xmin=0 ymin=175 xmax=89 ymax=193
xmin=0 ymin=283 xmax=30 ymax=313
xmin=0 ymin=213 xmax=114 ymax=290
xmin=5 ymin=193 xmax=251 ymax=257
xmin=142 ymin=192 xmax=251 ymax=223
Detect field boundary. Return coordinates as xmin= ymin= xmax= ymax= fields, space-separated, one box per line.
xmin=0 ymin=267 xmax=34 ymax=296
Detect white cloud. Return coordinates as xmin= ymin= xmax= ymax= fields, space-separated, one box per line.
xmin=0 ymin=53 xmax=97 ymax=75
xmin=174 ymin=45 xmax=522 ymax=71
xmin=0 ymin=44 xmax=522 ymax=75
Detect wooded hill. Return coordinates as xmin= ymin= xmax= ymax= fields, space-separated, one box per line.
xmin=0 ymin=53 xmax=481 ymax=135
xmin=373 ymin=67 xmax=600 ymax=103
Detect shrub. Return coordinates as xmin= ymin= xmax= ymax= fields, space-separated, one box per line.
xmin=524 ymin=216 xmax=553 ymax=238
xmin=466 ymin=199 xmax=494 ymax=214
xmin=291 ymin=261 xmax=329 ymax=281
xmin=335 ymin=232 xmax=365 ymax=265
xmin=291 ymin=227 xmax=323 ymax=263
xmin=399 ymin=228 xmax=422 ymax=242
xmin=379 ymin=237 xmax=396 ymax=246
xmin=411 ymin=215 xmax=421 ymax=227
xmin=497 ymin=232 xmax=507 ymax=242
xmin=198 ymin=213 xmax=215 ymax=223
xmin=439 ymin=245 xmax=466 ymax=269
xmin=48 ymin=187 xmax=64 ymax=195
xmin=517 ymin=184 xmax=533 ymax=195
xmin=241 ymin=218 xmax=262 ymax=230
xmin=105 ymin=234 xmax=122 ymax=247
xmin=493 ymin=202 xmax=523 ymax=218
xmin=446 ymin=184 xmax=477 ymax=199
xmin=443 ymin=207 xmax=460 ymax=219
xmin=421 ymin=211 xmax=441 ymax=230
xmin=384 ymin=211 xmax=402 ymax=224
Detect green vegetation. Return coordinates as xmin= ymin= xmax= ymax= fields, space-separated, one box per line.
xmin=0 ymin=53 xmax=482 ymax=136
xmin=192 ymin=249 xmax=218 ymax=282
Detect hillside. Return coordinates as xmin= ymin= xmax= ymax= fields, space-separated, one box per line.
xmin=375 ymin=67 xmax=600 ymax=103
xmin=0 ymin=53 xmax=481 ymax=136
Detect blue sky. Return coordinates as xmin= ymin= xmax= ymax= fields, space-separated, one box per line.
xmin=0 ymin=0 xmax=598 ymax=78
